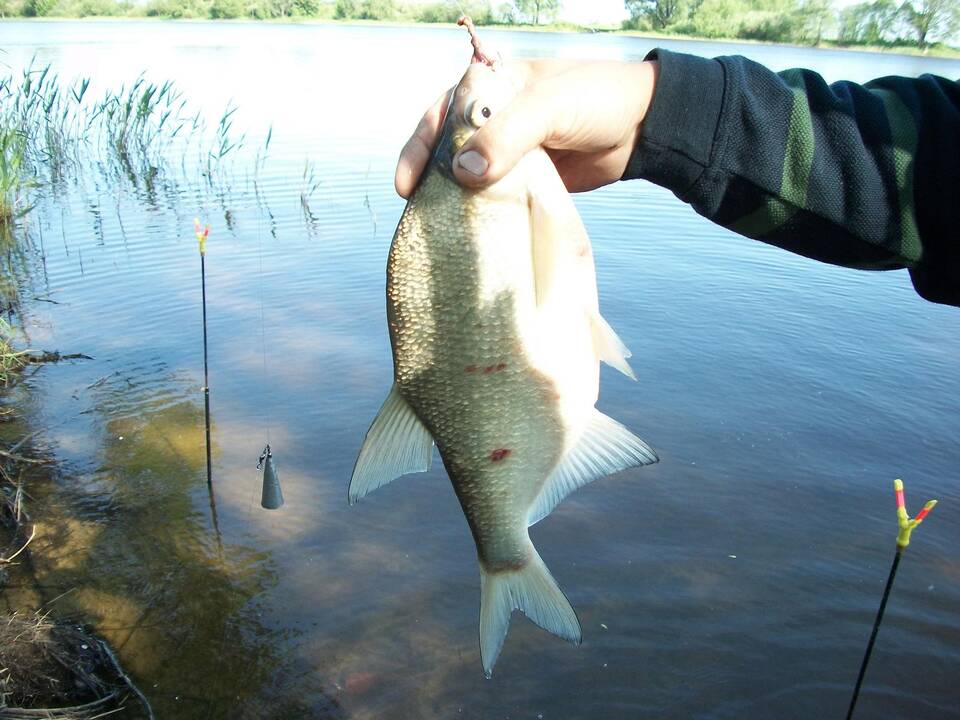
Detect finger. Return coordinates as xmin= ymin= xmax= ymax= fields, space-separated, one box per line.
xmin=452 ymin=86 xmax=556 ymax=188
xmin=395 ymin=88 xmax=452 ymax=198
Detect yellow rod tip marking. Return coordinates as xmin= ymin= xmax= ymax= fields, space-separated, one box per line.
xmin=893 ymin=479 xmax=938 ymax=549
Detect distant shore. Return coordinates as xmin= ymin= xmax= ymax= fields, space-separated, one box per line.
xmin=4 ymin=16 xmax=960 ymax=60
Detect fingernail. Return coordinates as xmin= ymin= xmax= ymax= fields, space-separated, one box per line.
xmin=457 ymin=150 xmax=488 ymax=177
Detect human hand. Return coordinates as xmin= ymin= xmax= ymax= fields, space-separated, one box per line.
xmin=395 ymin=58 xmax=659 ymax=197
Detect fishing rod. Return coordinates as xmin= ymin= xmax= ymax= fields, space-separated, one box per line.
xmin=194 ymin=219 xmax=224 ymax=554
xmin=845 ymin=479 xmax=937 ymax=720
xmin=195 ymin=219 xmax=214 ymax=488
xmin=195 ymin=216 xmax=282 ymax=520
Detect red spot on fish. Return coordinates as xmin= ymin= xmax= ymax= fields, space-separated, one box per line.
xmin=481 ymin=363 xmax=508 ymax=374
xmin=577 ymin=244 xmax=590 ymax=257
xmin=465 ymin=365 xmax=478 ymax=373
xmin=490 ymin=448 xmax=511 ymax=462
xmin=343 ymin=672 xmax=377 ymax=695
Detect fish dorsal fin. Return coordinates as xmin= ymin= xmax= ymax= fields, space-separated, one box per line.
xmin=590 ymin=312 xmax=637 ymax=380
xmin=527 ymin=179 xmax=589 ymax=308
xmin=349 ymin=385 xmax=434 ymax=505
xmin=528 ymin=410 xmax=658 ymax=526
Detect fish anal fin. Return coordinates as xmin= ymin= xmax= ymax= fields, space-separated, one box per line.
xmin=348 ymin=385 xmax=433 ymax=505
xmin=591 ymin=312 xmax=636 ymax=380
xmin=529 ymin=410 xmax=658 ymax=526
xmin=479 ymin=542 xmax=581 ymax=678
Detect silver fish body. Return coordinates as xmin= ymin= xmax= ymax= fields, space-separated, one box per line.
xmin=351 ymin=62 xmax=658 ymax=677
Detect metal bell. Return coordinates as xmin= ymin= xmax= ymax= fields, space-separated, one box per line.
xmin=258 ymin=444 xmax=283 ymax=510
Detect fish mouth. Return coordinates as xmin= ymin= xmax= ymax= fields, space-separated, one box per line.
xmin=432 ymin=115 xmax=472 ymax=181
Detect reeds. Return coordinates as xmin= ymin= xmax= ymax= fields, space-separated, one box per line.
xmin=0 ymin=319 xmax=28 ymax=388
xmin=0 ymin=60 xmax=251 ymax=347
xmin=0 ymin=59 xmax=246 ymax=220
xmin=0 ymin=129 xmax=35 ymax=230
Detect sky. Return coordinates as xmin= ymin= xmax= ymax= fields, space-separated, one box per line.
xmin=555 ymin=0 xmax=866 ymax=27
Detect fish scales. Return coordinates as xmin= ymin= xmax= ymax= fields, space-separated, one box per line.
xmin=351 ymin=50 xmax=659 ymax=678
xmin=390 ymin=170 xmax=564 ymax=571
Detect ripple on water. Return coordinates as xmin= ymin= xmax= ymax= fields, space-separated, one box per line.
xmin=5 ymin=21 xmax=959 ymax=720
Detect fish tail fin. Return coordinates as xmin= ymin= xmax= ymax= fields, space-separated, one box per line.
xmin=478 ymin=542 xmax=581 ymax=678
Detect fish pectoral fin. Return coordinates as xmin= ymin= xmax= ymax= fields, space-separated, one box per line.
xmin=528 ymin=410 xmax=658 ymax=526
xmin=590 ymin=311 xmax=637 ymax=380
xmin=528 ymin=186 xmax=589 ymax=308
xmin=348 ymin=385 xmax=434 ymax=505
xmin=479 ymin=543 xmax=581 ymax=678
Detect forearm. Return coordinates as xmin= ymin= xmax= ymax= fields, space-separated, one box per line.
xmin=623 ymin=49 xmax=960 ymax=307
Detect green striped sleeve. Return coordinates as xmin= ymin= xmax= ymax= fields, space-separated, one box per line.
xmin=873 ymin=89 xmax=921 ymax=264
xmin=730 ymin=70 xmax=814 ymax=238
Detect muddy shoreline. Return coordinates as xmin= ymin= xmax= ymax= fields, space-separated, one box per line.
xmin=1 ymin=374 xmax=153 ymax=719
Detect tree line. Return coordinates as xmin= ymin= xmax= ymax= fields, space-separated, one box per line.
xmin=1 ymin=0 xmax=956 ymax=51
xmin=0 ymin=0 xmax=562 ymax=24
xmin=624 ymin=0 xmax=958 ymax=49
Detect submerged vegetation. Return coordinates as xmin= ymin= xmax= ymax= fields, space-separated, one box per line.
xmin=0 ymin=388 xmax=123 ymax=718
xmin=0 ymin=396 xmax=155 ymax=718
xmin=0 ymin=613 xmax=135 ymax=718
xmin=0 ymin=59 xmax=256 ymax=714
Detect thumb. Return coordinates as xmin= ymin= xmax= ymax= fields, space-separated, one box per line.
xmin=452 ymin=89 xmax=554 ymax=188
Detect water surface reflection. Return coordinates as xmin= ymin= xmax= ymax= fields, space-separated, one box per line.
xmin=1 ymin=20 xmax=958 ymax=720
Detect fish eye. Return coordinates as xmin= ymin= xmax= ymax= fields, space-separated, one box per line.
xmin=465 ymin=100 xmax=493 ymax=128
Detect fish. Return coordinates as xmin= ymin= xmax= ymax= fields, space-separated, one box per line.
xmin=349 ymin=20 xmax=658 ymax=677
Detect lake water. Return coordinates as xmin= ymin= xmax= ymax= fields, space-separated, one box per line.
xmin=1 ymin=20 xmax=958 ymax=720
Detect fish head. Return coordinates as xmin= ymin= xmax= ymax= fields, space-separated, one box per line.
xmin=431 ymin=62 xmax=523 ymax=183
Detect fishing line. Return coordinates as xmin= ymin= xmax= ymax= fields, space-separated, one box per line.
xmin=255 ymin=211 xmax=283 ymax=510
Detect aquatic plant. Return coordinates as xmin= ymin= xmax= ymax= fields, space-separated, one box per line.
xmin=300 ymin=155 xmax=320 ymax=228
xmin=95 ymin=76 xmax=192 ymax=179
xmin=0 ymin=59 xmax=255 ymax=325
xmin=0 ymin=320 xmax=28 ymax=388
xmin=0 ymin=61 xmax=257 ymax=401
xmin=0 ymin=128 xmax=35 ymax=230
xmin=0 ymin=60 xmax=246 ymax=199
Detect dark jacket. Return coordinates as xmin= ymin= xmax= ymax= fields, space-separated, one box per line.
xmin=623 ymin=48 xmax=959 ymax=307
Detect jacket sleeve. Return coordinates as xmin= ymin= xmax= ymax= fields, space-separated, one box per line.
xmin=622 ymin=48 xmax=960 ymax=307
